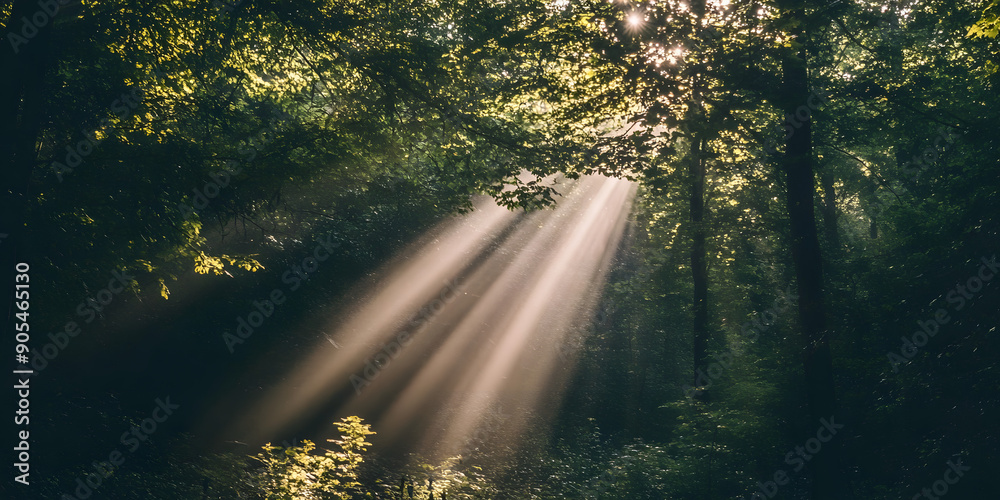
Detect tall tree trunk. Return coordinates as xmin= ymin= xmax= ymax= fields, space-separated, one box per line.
xmin=689 ymin=0 xmax=711 ymax=395
xmin=880 ymin=0 xmax=905 ymax=242
xmin=778 ymin=2 xmax=848 ymax=498
xmin=820 ymin=170 xmax=840 ymax=251
xmin=690 ymin=137 xmax=709 ymax=388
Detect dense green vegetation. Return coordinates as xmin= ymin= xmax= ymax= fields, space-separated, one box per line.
xmin=2 ymin=0 xmax=998 ymax=498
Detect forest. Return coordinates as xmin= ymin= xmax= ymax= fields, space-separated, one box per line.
xmin=1 ymin=0 xmax=999 ymax=498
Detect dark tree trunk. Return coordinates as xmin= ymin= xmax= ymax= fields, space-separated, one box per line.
xmin=690 ymin=137 xmax=709 ymax=387
xmin=821 ymin=170 xmax=840 ymax=251
xmin=778 ymin=2 xmax=848 ymax=498
xmin=688 ymin=0 xmax=710 ymax=395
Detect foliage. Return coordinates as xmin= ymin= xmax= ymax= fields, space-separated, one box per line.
xmin=254 ymin=417 xmax=375 ymax=500
xmin=6 ymin=0 xmax=1000 ymax=498
xmin=968 ymin=0 xmax=1000 ymax=38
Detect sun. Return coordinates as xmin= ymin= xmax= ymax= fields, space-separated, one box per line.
xmin=627 ymin=12 xmax=644 ymax=30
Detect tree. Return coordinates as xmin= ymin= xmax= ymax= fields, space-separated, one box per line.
xmin=773 ymin=0 xmax=847 ymax=497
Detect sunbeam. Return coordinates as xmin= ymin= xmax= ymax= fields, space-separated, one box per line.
xmin=218 ymin=174 xmax=636 ymax=461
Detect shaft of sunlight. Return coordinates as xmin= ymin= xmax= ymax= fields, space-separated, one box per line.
xmin=218 ymin=175 xmax=636 ymax=461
